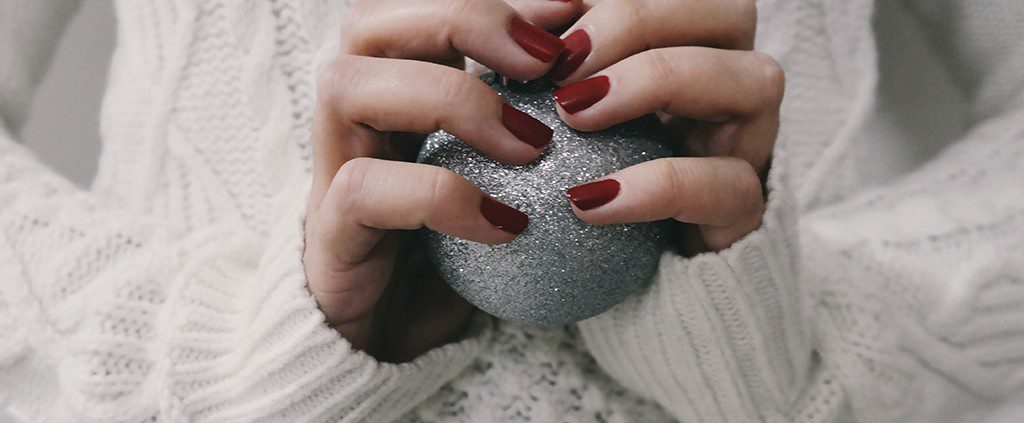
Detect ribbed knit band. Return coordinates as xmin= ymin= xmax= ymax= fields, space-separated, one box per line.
xmin=156 ymin=203 xmax=491 ymax=422
xmin=578 ymin=148 xmax=809 ymax=422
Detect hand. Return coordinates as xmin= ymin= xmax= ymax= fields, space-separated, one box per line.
xmin=554 ymin=0 xmax=782 ymax=253
xmin=303 ymin=0 xmax=582 ymax=362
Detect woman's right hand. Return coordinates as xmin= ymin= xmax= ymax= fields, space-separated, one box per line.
xmin=303 ymin=0 xmax=581 ymax=362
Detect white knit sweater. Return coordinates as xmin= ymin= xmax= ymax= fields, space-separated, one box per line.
xmin=2 ymin=0 xmax=1023 ymax=421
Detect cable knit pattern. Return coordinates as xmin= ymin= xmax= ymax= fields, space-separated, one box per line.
xmin=804 ymin=106 xmax=1024 ymax=422
xmin=0 ymin=137 xmax=491 ymax=422
xmin=2 ymin=0 xmax=1024 ymax=421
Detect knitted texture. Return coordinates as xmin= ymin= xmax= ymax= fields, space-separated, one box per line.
xmin=2 ymin=0 xmax=1024 ymax=421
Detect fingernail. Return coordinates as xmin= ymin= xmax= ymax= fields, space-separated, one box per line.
xmin=567 ymin=179 xmax=620 ymax=210
xmin=509 ymin=17 xmax=565 ymax=63
xmin=548 ymin=30 xmax=591 ymax=81
xmin=553 ymin=75 xmax=610 ymax=114
xmin=501 ymin=103 xmax=553 ymax=149
xmin=480 ymin=197 xmax=529 ymax=235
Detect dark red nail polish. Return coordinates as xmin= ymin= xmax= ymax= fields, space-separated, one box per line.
xmin=509 ymin=17 xmax=565 ymax=63
xmin=567 ymin=179 xmax=620 ymax=210
xmin=548 ymin=30 xmax=591 ymax=81
xmin=480 ymin=197 xmax=529 ymax=235
xmin=501 ymin=103 xmax=553 ymax=149
xmin=553 ymin=75 xmax=610 ymax=114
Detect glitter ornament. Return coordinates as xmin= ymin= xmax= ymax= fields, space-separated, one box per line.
xmin=418 ymin=73 xmax=672 ymax=325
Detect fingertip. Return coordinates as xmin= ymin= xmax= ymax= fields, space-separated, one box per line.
xmin=459 ymin=12 xmax=561 ymax=81
xmin=478 ymin=231 xmax=519 ymax=245
xmin=501 ymin=103 xmax=553 ymax=150
xmin=493 ymin=60 xmax=557 ymax=82
xmin=484 ymin=137 xmax=545 ymax=166
xmin=547 ymin=28 xmax=592 ymax=83
xmin=565 ymin=178 xmax=622 ymax=225
xmin=450 ymin=96 xmax=548 ymax=166
xmin=553 ymin=104 xmax=607 ymax=132
xmin=480 ymin=196 xmax=530 ymax=236
xmin=567 ymin=178 xmax=620 ymax=210
xmin=567 ymin=205 xmax=617 ymax=226
xmin=510 ymin=17 xmax=564 ymax=59
xmin=552 ymin=75 xmax=612 ymax=131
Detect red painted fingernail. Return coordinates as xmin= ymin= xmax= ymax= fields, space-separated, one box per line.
xmin=509 ymin=17 xmax=565 ymax=63
xmin=553 ymin=75 xmax=610 ymax=114
xmin=480 ymin=197 xmax=529 ymax=235
xmin=548 ymin=30 xmax=591 ymax=81
xmin=501 ymin=103 xmax=553 ymax=149
xmin=567 ymin=179 xmax=620 ymax=210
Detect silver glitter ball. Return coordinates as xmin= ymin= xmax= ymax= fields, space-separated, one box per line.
xmin=418 ymin=73 xmax=672 ymax=325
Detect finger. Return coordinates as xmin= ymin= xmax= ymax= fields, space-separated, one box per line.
xmin=321 ymin=158 xmax=528 ymax=265
xmin=506 ymin=0 xmax=586 ymax=30
xmin=566 ymin=157 xmax=764 ymax=251
xmin=311 ymin=55 xmax=554 ymax=206
xmin=342 ymin=0 xmax=567 ymax=80
xmin=307 ymin=158 xmax=528 ymax=333
xmin=548 ymin=0 xmax=756 ymax=82
xmin=554 ymin=48 xmax=783 ymax=171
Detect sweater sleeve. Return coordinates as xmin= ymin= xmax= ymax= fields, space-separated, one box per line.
xmin=579 ymin=2 xmax=1024 ymax=422
xmin=799 ymin=106 xmax=1024 ymax=422
xmin=577 ymin=137 xmax=808 ymax=422
xmin=799 ymin=2 xmax=1024 ymax=421
xmin=0 ymin=4 xmax=488 ymax=423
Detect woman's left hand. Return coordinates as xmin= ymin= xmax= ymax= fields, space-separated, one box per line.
xmin=550 ymin=0 xmax=783 ymax=253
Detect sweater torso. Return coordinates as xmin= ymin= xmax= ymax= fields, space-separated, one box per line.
xmin=10 ymin=0 xmax=1022 ymax=421
xmin=92 ymin=0 xmax=871 ymax=420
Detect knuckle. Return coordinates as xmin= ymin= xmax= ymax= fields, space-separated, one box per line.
xmin=339 ymin=4 xmax=366 ymax=43
xmin=443 ymin=0 xmax=477 ymax=20
xmin=316 ymin=56 xmax=358 ymax=108
xmin=733 ymin=0 xmax=758 ymax=44
xmin=434 ymin=0 xmax=478 ymax=49
xmin=752 ymin=52 xmax=786 ymax=106
xmin=423 ymin=168 xmax=463 ymax=223
xmin=729 ymin=158 xmax=765 ymax=215
xmin=656 ymin=158 xmax=688 ymax=204
xmin=339 ymin=2 xmax=391 ymax=56
xmin=316 ymin=59 xmax=345 ymax=105
xmin=645 ymin=50 xmax=683 ymax=107
xmin=437 ymin=71 xmax=475 ymax=120
xmin=647 ymin=49 xmax=679 ymax=82
xmin=330 ymin=157 xmax=376 ymax=214
xmin=427 ymin=168 xmax=458 ymax=204
xmin=621 ymin=0 xmax=655 ymax=45
xmin=656 ymin=158 xmax=696 ymax=221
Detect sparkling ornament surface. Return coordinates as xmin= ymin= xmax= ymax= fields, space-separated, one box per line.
xmin=419 ymin=73 xmax=672 ymax=325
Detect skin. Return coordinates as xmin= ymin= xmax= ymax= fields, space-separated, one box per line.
xmin=304 ymin=0 xmax=783 ymax=362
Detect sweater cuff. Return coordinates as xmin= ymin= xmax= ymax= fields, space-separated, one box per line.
xmin=577 ymin=157 xmax=809 ymax=422
xmin=157 ymin=191 xmax=491 ymax=422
